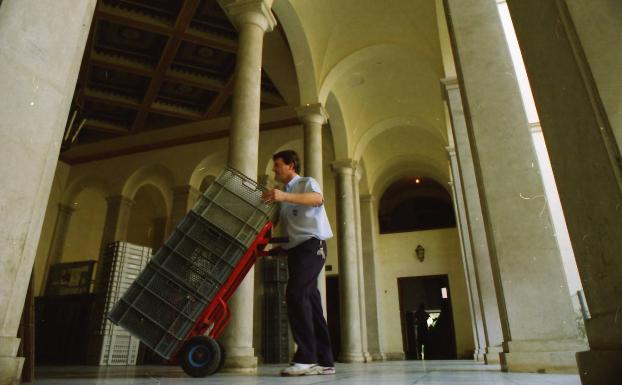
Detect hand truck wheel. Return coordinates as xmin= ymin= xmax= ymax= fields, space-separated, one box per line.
xmin=179 ymin=336 xmax=222 ymax=377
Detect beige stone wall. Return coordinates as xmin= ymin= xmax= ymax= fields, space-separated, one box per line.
xmin=376 ymin=228 xmax=474 ymax=358
xmin=62 ymin=188 xmax=106 ymax=264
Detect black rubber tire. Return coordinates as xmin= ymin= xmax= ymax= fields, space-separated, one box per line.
xmin=179 ymin=336 xmax=222 ymax=377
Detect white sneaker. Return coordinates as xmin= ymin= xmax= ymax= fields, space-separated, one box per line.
xmin=319 ymin=366 xmax=336 ymax=375
xmin=280 ymin=363 xmax=323 ymax=376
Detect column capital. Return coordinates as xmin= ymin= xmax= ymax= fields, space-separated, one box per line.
xmin=331 ymin=159 xmax=357 ymax=175
xmin=174 ymin=184 xmax=201 ymax=197
xmin=106 ymin=195 xmax=134 ymax=207
xmin=446 ymin=145 xmax=457 ymax=158
xmin=441 ymin=76 xmax=460 ymax=100
xmin=441 ymin=76 xmax=459 ymax=89
xmin=296 ymin=103 xmax=329 ymax=125
xmin=528 ymin=122 xmax=542 ymax=134
xmin=360 ymin=194 xmax=374 ymax=203
xmin=218 ymin=0 xmax=276 ymax=32
xmin=57 ymin=203 xmax=76 ymax=215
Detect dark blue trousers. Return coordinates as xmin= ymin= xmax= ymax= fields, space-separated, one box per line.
xmin=286 ymin=238 xmax=334 ymax=366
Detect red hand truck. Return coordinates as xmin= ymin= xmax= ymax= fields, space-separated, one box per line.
xmin=107 ymin=167 xmax=283 ymax=377
xmin=174 ymin=223 xmax=283 ymax=377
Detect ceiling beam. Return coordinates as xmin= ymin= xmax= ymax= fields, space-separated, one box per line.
xmin=84 ymin=119 xmax=130 ymax=134
xmin=83 ymin=88 xmax=203 ymax=121
xmin=83 ymin=87 xmax=141 ymax=109
xmin=96 ymin=1 xmax=237 ymax=52
xmin=62 ymin=117 xmax=300 ymax=164
xmin=131 ymin=0 xmax=201 ymax=132
xmin=204 ymin=74 xmax=234 ymax=118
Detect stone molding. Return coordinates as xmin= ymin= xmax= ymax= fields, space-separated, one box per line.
xmin=218 ymin=0 xmax=276 ymax=32
xmin=296 ymin=102 xmax=329 ymax=125
xmin=331 ymin=159 xmax=357 ymax=175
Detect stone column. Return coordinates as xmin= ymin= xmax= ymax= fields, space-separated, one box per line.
xmin=41 ymin=204 xmax=76 ymax=291
xmin=331 ymin=159 xmax=365 ymax=362
xmin=352 ymin=169 xmax=371 ymax=362
xmin=447 ymin=147 xmax=487 ymax=362
xmin=95 ymin=195 xmax=134 ymax=292
xmin=442 ymin=75 xmax=505 ymax=364
xmin=218 ymin=0 xmax=276 ymax=372
xmin=151 ymin=217 xmax=167 ymax=250
xmin=169 ymin=185 xmax=201 ymax=233
xmin=0 ymin=1 xmax=96 ymax=383
xmin=360 ymin=194 xmax=385 ymax=361
xmin=505 ymin=1 xmax=622 ymax=383
xmin=444 ymin=0 xmax=586 ymax=372
xmin=296 ymin=103 xmax=329 ymax=315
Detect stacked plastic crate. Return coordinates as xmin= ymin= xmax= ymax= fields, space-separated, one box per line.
xmin=108 ymin=167 xmax=278 ymax=360
xmin=92 ymin=242 xmax=151 ymax=365
xmin=262 ymin=258 xmax=290 ymax=363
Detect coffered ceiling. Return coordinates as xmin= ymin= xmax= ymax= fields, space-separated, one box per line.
xmin=67 ymin=0 xmax=286 ymax=146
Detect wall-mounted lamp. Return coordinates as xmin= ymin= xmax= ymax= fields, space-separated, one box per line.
xmin=415 ymin=245 xmax=425 ymax=262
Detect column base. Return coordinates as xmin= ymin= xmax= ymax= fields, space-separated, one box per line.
xmin=363 ymin=351 xmax=373 ymax=362
xmin=221 ymin=355 xmax=258 ymax=374
xmin=370 ymin=352 xmax=386 ymax=361
xmin=383 ymin=352 xmax=406 ymax=361
xmin=473 ymin=347 xmax=486 ymax=362
xmin=484 ymin=345 xmax=503 ymax=364
xmin=500 ymin=339 xmax=586 ymax=373
xmin=0 ymin=337 xmax=23 ymax=385
xmin=338 ymin=351 xmax=366 ymax=363
xmin=576 ymin=349 xmax=622 ymax=385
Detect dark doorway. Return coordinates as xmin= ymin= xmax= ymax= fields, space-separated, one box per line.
xmin=326 ymin=276 xmax=341 ymax=360
xmin=397 ymin=275 xmax=457 ymax=360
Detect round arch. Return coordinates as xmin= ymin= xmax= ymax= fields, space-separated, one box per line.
xmin=189 ymin=151 xmax=227 ymax=190
xmin=371 ymin=156 xmax=450 ymax=202
xmin=325 ymin=91 xmax=350 ymax=160
xmin=63 ymin=175 xmax=111 ymax=205
xmin=378 ymin=176 xmax=455 ymax=233
xmin=271 ymin=0 xmax=320 ymax=105
xmin=353 ymin=117 xmax=447 ymax=162
xmin=122 ymin=164 xmax=175 ymax=215
xmin=262 ymin=138 xmax=303 ymax=181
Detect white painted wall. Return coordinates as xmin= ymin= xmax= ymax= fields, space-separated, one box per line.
xmin=376 ymin=228 xmax=474 ymax=358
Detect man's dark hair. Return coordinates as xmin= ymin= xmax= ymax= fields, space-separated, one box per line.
xmin=273 ymin=150 xmax=300 ymax=174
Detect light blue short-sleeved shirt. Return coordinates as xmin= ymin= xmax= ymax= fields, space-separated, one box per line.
xmin=281 ymin=175 xmax=333 ymax=249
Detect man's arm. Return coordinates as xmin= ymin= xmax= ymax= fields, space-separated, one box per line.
xmin=262 ymin=189 xmax=323 ymax=207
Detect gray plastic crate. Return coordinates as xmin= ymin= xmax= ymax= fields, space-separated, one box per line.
xmin=192 ymin=167 xmax=279 ymax=247
xmin=264 ymin=259 xmax=288 ymax=283
xmin=108 ymin=265 xmax=208 ymax=359
xmin=150 ymin=212 xmax=245 ymax=300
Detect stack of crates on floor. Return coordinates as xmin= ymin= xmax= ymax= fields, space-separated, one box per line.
xmin=108 ymin=167 xmax=279 ymax=360
xmin=263 ymin=258 xmax=290 ymax=363
xmin=93 ymin=242 xmax=151 ymax=365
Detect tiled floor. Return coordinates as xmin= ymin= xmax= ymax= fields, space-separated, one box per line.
xmin=34 ymin=360 xmax=582 ymax=385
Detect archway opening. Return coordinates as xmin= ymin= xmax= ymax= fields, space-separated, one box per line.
xmin=127 ymin=184 xmax=168 ymax=250
xmin=378 ymin=177 xmax=455 ymax=234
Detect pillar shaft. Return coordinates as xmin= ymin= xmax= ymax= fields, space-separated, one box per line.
xmin=297 ymin=103 xmax=329 ymax=315
xmin=352 ymin=170 xmax=371 ymax=361
xmin=442 ymin=76 xmax=504 ymax=363
xmin=332 ymin=160 xmax=365 ymax=362
xmin=95 ymin=195 xmax=134 ymax=293
xmin=41 ymin=204 xmax=75 ymax=292
xmin=360 ymin=194 xmax=385 ymax=361
xmin=447 ymin=147 xmax=487 ymax=362
xmin=505 ymin=1 xmax=622 ymax=383
xmin=444 ymin=0 xmax=584 ymax=372
xmin=218 ymin=0 xmax=275 ymax=371
xmin=0 ymin=0 xmax=96 ymax=382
